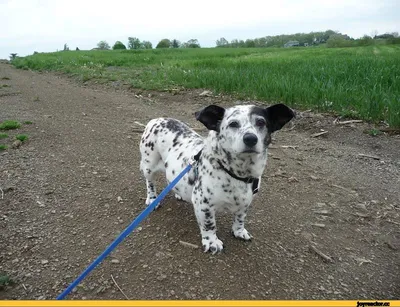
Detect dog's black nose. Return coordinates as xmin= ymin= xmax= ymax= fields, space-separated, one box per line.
xmin=243 ymin=133 xmax=258 ymax=147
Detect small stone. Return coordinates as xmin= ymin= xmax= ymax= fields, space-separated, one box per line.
xmin=111 ymin=259 xmax=120 ymax=264
xmin=41 ymin=259 xmax=49 ymax=265
xmin=199 ymin=90 xmax=212 ymax=97
xmin=12 ymin=140 xmax=22 ymax=149
xmin=117 ymin=196 xmax=123 ymax=202
xmin=356 ymin=203 xmax=367 ymax=211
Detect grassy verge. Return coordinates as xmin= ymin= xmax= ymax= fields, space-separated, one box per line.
xmin=13 ymin=45 xmax=400 ymax=127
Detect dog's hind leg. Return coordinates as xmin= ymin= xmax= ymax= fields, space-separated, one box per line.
xmin=140 ymin=145 xmax=164 ymax=208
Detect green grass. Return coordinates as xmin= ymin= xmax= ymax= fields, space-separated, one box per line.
xmin=365 ymin=128 xmax=383 ymax=136
xmin=0 ymin=144 xmax=7 ymax=150
xmin=15 ymin=134 xmax=28 ymax=142
xmin=12 ymin=45 xmax=400 ymax=127
xmin=0 ymin=274 xmax=13 ymax=290
xmin=0 ymin=133 xmax=8 ymax=139
xmin=0 ymin=120 xmax=20 ymax=130
xmin=23 ymin=121 xmax=33 ymax=125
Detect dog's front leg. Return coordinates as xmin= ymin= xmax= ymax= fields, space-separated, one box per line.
xmin=232 ymin=205 xmax=253 ymax=241
xmin=194 ymin=202 xmax=223 ymax=254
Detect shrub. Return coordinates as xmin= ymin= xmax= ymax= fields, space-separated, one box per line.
xmin=113 ymin=41 xmax=127 ymax=50
xmin=156 ymin=39 xmax=171 ymax=48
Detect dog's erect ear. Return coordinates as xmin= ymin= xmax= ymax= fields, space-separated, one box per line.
xmin=195 ymin=105 xmax=226 ymax=131
xmin=265 ymin=103 xmax=295 ymax=133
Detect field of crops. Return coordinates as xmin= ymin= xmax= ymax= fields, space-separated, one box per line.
xmin=13 ymin=45 xmax=400 ymax=127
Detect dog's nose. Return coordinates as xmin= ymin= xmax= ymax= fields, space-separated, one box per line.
xmin=243 ymin=133 xmax=258 ymax=147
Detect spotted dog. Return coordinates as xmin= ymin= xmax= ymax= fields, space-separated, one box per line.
xmin=140 ymin=104 xmax=294 ymax=254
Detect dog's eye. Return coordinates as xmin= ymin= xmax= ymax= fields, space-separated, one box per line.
xmin=256 ymin=119 xmax=266 ymax=127
xmin=228 ymin=121 xmax=240 ymax=128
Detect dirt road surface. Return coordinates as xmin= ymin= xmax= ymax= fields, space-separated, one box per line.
xmin=0 ymin=63 xmax=399 ymax=300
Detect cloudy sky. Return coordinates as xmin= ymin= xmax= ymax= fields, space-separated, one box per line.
xmin=1 ymin=0 xmax=399 ymax=59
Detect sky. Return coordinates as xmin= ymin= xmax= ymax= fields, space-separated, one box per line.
xmin=1 ymin=0 xmax=399 ymax=59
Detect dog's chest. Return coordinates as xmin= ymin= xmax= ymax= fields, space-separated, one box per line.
xmin=194 ymin=163 xmax=253 ymax=210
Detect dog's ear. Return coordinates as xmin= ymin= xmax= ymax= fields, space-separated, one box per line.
xmin=265 ymin=104 xmax=295 ymax=133
xmin=195 ymin=105 xmax=226 ymax=131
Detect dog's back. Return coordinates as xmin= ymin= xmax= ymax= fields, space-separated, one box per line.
xmin=139 ymin=118 xmax=203 ymax=204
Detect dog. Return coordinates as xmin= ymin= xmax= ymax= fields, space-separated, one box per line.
xmin=140 ymin=103 xmax=294 ymax=254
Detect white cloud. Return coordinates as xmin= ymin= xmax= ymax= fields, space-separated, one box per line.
xmin=1 ymin=0 xmax=399 ymax=58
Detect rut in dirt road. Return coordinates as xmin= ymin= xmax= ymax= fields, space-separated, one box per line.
xmin=0 ymin=63 xmax=399 ymax=300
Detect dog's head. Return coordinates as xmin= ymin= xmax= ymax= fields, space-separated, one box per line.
xmin=195 ymin=104 xmax=294 ymax=155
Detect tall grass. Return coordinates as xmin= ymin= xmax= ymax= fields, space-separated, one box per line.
xmin=13 ymin=46 xmax=400 ymax=127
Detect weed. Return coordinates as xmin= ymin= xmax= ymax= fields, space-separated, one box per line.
xmin=1 ymin=77 xmax=10 ymax=80
xmin=23 ymin=121 xmax=33 ymax=125
xmin=0 ymin=144 xmax=7 ymax=150
xmin=366 ymin=128 xmax=383 ymax=136
xmin=33 ymin=96 xmax=40 ymax=102
xmin=0 ymin=274 xmax=13 ymax=290
xmin=0 ymin=120 xmax=20 ymax=130
xmin=15 ymin=134 xmax=28 ymax=142
xmin=0 ymin=133 xmax=8 ymax=139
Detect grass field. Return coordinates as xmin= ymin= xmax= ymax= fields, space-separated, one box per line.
xmin=13 ymin=45 xmax=400 ymax=127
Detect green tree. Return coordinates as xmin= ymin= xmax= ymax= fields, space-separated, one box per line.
xmin=142 ymin=41 xmax=153 ymax=49
xmin=113 ymin=41 xmax=127 ymax=50
xmin=245 ymin=39 xmax=256 ymax=47
xmin=171 ymin=39 xmax=181 ymax=48
xmin=183 ymin=39 xmax=200 ymax=48
xmin=156 ymin=39 xmax=171 ymax=48
xmin=128 ymin=37 xmax=142 ymax=49
xmin=97 ymin=41 xmax=110 ymax=50
xmin=63 ymin=43 xmax=69 ymax=51
xmin=216 ymin=37 xmax=228 ymax=47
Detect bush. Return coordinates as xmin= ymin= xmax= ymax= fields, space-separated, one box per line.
xmin=113 ymin=41 xmax=127 ymax=50
xmin=326 ymin=35 xmax=353 ymax=48
xmin=156 ymin=39 xmax=171 ymax=48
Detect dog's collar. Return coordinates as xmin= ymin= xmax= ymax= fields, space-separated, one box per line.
xmin=216 ymin=161 xmax=259 ymax=194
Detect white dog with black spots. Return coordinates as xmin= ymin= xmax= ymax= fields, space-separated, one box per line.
xmin=140 ymin=103 xmax=294 ymax=254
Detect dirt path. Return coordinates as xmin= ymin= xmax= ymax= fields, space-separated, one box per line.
xmin=0 ymin=63 xmax=399 ymax=300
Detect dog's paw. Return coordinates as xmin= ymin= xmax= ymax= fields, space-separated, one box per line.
xmin=145 ymin=196 xmax=160 ymax=209
xmin=233 ymin=228 xmax=253 ymax=241
xmin=174 ymin=194 xmax=183 ymax=201
xmin=202 ymin=237 xmax=224 ymax=254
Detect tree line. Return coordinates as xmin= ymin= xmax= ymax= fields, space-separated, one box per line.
xmin=215 ymin=30 xmax=400 ymax=48
xmin=59 ymin=30 xmax=400 ymax=53
xmin=94 ymin=38 xmax=201 ymax=50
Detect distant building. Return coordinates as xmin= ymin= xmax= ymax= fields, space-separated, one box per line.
xmin=284 ymin=40 xmax=300 ymax=47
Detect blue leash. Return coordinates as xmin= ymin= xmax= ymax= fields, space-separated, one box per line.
xmin=57 ymin=155 xmax=199 ymax=300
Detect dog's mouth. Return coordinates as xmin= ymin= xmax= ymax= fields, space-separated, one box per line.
xmin=241 ymin=149 xmax=260 ymax=154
